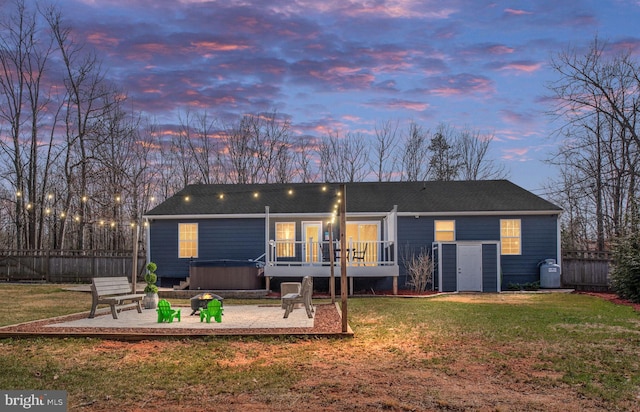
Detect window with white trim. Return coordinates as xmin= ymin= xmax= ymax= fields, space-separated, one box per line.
xmin=434 ymin=220 xmax=455 ymax=242
xmin=500 ymin=219 xmax=521 ymax=255
xmin=276 ymin=222 xmax=296 ymax=257
xmin=178 ymin=223 xmax=198 ymax=258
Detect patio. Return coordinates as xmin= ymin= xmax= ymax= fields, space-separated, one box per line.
xmin=0 ymin=302 xmax=349 ymax=339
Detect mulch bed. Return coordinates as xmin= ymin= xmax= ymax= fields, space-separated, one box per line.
xmin=0 ymin=303 xmax=349 ymax=339
xmin=575 ymin=291 xmax=640 ymax=312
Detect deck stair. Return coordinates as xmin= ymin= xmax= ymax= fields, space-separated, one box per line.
xmin=173 ymin=277 xmax=190 ymax=290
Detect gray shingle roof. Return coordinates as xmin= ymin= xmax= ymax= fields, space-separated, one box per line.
xmin=145 ymin=180 xmax=562 ymax=217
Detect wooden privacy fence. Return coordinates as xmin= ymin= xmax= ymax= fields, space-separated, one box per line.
xmin=561 ymin=250 xmax=612 ymax=292
xmin=0 ymin=250 xmax=147 ymax=283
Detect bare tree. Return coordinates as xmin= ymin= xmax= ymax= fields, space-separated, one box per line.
xmin=45 ymin=5 xmax=111 ymax=249
xmin=226 ymin=114 xmax=259 ymax=184
xmin=253 ymin=110 xmax=292 ymax=183
xmin=400 ymin=122 xmax=429 ymax=181
xmin=91 ymin=90 xmax=141 ymax=249
xmin=0 ymin=0 xmax=56 ymax=249
xmin=427 ymin=123 xmax=461 ymax=181
xmin=155 ymin=124 xmax=186 ymax=199
xmin=371 ymin=120 xmax=400 ymax=182
xmin=457 ymin=128 xmax=508 ymax=180
xmin=170 ymin=119 xmax=200 ymax=187
xmin=293 ymin=135 xmax=316 ymax=183
xmin=317 ymin=131 xmax=369 ymax=182
xmin=178 ymin=109 xmax=223 ymax=184
xmin=548 ymin=37 xmax=640 ymax=247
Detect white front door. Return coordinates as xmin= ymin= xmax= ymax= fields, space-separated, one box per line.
xmin=457 ymin=244 xmax=483 ymax=291
xmin=302 ymin=222 xmax=322 ymax=263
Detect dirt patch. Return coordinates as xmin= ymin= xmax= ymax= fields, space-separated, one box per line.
xmin=431 ymin=293 xmax=539 ymax=304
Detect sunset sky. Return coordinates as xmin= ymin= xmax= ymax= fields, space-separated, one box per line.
xmin=54 ymin=0 xmax=640 ymax=192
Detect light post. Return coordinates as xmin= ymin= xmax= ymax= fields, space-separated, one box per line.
xmin=339 ymin=184 xmax=348 ymax=334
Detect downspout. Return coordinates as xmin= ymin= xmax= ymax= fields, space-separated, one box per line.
xmin=392 ymin=205 xmax=398 ymax=295
xmin=145 ymin=218 xmax=151 ymax=265
xmin=556 ymin=213 xmax=562 ymax=270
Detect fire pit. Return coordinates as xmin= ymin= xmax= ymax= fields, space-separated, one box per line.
xmin=190 ymin=293 xmax=224 ymax=315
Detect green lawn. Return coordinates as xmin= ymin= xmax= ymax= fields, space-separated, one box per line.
xmin=0 ymin=285 xmax=638 ymax=411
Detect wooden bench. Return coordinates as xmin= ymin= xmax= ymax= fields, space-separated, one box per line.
xmin=89 ymin=277 xmax=144 ymax=319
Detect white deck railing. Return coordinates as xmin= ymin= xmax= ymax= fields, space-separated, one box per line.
xmin=267 ymin=239 xmax=396 ymax=267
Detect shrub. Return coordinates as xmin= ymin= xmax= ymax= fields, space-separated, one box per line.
xmin=144 ymin=262 xmax=159 ymax=294
xmin=507 ymin=281 xmax=540 ymax=291
xmin=610 ymin=232 xmax=640 ymax=303
xmin=402 ymin=247 xmax=434 ymax=292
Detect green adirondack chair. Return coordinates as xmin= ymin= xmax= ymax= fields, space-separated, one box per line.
xmin=156 ymin=299 xmax=181 ymax=323
xmin=200 ymin=299 xmax=223 ymax=323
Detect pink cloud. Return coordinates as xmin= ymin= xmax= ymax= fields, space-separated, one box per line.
xmin=86 ymin=32 xmax=119 ymax=48
xmin=499 ymin=61 xmax=543 ymax=73
xmin=502 ymin=147 xmax=531 ymax=161
xmin=190 ymin=41 xmax=250 ymax=53
xmin=385 ymin=99 xmax=430 ymax=111
xmin=488 ymin=45 xmax=515 ymax=55
xmin=611 ymin=38 xmax=640 ymax=55
xmin=342 ymin=115 xmax=361 ymax=122
xmin=500 ymin=110 xmax=534 ymax=125
xmin=504 ymin=8 xmax=533 ymax=16
xmin=430 ymin=74 xmax=495 ymax=96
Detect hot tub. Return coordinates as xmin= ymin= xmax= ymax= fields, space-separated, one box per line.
xmin=189 ymin=260 xmax=264 ymax=290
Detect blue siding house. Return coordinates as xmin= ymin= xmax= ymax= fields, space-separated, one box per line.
xmin=143 ymin=180 xmax=562 ymax=293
